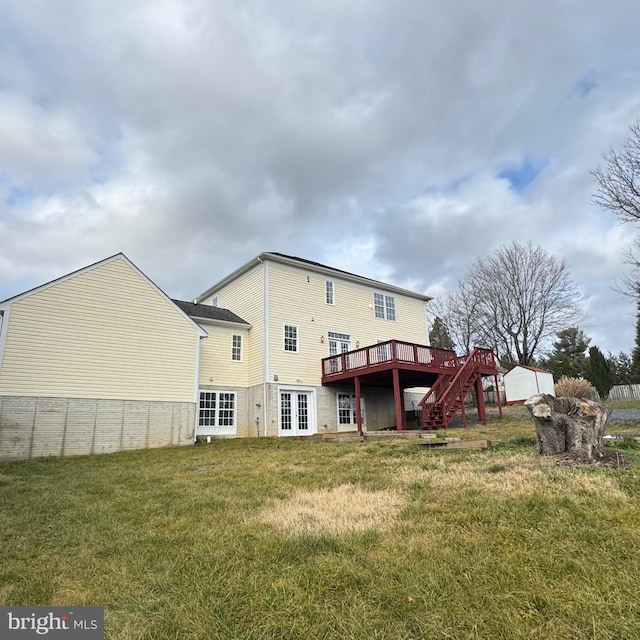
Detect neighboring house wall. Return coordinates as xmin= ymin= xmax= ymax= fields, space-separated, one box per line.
xmin=0 ymin=255 xmax=204 ymax=460
xmin=0 ymin=257 xmax=199 ymax=402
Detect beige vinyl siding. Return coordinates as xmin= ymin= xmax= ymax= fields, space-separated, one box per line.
xmin=198 ymin=324 xmax=249 ymax=387
xmin=203 ymin=263 xmax=264 ymax=387
xmin=0 ymin=257 xmax=198 ymax=402
xmin=267 ymin=263 xmax=429 ymax=386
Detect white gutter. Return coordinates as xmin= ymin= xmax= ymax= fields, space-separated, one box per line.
xmin=0 ymin=306 xmax=9 ymax=375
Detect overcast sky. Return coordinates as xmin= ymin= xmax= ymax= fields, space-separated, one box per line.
xmin=2 ymin=0 xmax=640 ymax=356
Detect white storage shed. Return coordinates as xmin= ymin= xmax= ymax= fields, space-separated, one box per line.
xmin=504 ymin=365 xmax=555 ymax=404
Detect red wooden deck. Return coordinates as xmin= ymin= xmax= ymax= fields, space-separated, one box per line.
xmin=321 ymin=340 xmax=500 ymax=433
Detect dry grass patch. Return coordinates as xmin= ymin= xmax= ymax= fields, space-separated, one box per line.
xmin=256 ymin=483 xmax=406 ymax=537
xmin=392 ymin=451 xmax=629 ymax=500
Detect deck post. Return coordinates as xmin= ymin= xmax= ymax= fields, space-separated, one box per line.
xmin=392 ymin=368 xmax=405 ymax=431
xmin=460 ymin=379 xmax=468 ymax=428
xmin=475 ymin=376 xmax=487 ymax=424
xmin=354 ymin=376 xmax=363 ymax=436
xmin=494 ymin=374 xmax=503 ymax=419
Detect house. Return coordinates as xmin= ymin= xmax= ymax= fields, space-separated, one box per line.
xmin=0 ymin=254 xmax=206 ymax=461
xmin=0 ymin=251 xmax=501 ymax=460
xmin=503 ymin=365 xmax=555 ymax=405
xmin=192 ymin=252 xmax=500 ymax=438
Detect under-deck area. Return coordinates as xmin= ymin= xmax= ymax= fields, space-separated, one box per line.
xmin=321 ymin=340 xmax=501 ymax=433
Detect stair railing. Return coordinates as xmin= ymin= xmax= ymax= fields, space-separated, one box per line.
xmin=437 ymin=348 xmax=485 ymax=428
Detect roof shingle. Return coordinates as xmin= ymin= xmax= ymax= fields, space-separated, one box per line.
xmin=172 ymin=300 xmax=250 ymax=325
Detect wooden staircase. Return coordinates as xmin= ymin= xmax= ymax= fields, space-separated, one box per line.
xmin=419 ymin=348 xmax=495 ymax=429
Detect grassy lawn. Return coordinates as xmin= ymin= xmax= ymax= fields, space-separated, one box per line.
xmin=2 ymin=416 xmax=640 ymax=639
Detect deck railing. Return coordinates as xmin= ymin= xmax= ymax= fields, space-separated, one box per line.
xmin=322 ymin=340 xmax=458 ymax=378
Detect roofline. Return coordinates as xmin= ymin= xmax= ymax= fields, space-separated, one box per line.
xmin=508 ymin=365 xmax=552 ymax=374
xmin=190 ymin=316 xmax=252 ymax=329
xmin=0 ymin=253 xmax=207 ymax=338
xmin=0 ymin=252 xmax=126 ymax=305
xmin=195 ymin=252 xmax=433 ymax=302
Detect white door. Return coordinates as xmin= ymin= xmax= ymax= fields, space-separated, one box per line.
xmin=279 ymin=389 xmax=316 ymax=436
xmin=328 ymin=332 xmax=351 ymax=356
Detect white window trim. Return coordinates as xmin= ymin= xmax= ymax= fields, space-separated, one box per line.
xmin=231 ymin=334 xmax=243 ymax=362
xmin=283 ymin=324 xmax=299 ymax=353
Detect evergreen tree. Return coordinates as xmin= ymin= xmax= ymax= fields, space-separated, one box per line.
xmin=609 ymin=351 xmax=633 ymax=385
xmin=429 ymin=316 xmax=455 ymax=351
xmin=538 ymin=327 xmax=590 ymax=380
xmin=586 ymin=346 xmax=614 ymax=400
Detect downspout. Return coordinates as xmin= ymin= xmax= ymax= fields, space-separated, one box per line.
xmin=193 ymin=334 xmax=207 ymax=443
xmin=259 ymin=256 xmax=269 ymax=436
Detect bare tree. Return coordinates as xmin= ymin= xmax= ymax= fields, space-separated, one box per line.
xmin=430 ymin=294 xmax=479 ymax=355
xmin=592 ymin=120 xmax=640 ymax=223
xmin=592 ymin=119 xmax=640 ymax=295
xmin=453 ymin=242 xmax=584 ymax=366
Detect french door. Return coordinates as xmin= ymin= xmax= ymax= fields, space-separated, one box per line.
xmin=279 ymin=388 xmax=316 ymax=436
xmin=328 ymin=331 xmax=351 ymax=357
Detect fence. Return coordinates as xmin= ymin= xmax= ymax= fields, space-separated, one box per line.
xmin=591 ymin=384 xmax=640 ymax=402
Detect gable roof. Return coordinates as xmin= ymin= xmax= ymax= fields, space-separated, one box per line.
xmin=196 ymin=252 xmax=432 ymax=303
xmin=506 ymin=364 xmax=551 ymax=375
xmin=172 ymin=300 xmax=250 ymax=326
xmin=0 ymin=253 xmax=207 ymax=338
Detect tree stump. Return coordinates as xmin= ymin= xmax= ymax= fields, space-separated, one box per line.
xmin=524 ymin=394 xmax=612 ymax=463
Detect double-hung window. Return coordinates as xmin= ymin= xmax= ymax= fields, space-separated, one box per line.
xmin=326 ymin=280 xmax=335 ymax=305
xmin=374 ymin=292 xmax=396 ymax=320
xmin=284 ymin=324 xmax=298 ymax=352
xmin=231 ymin=334 xmax=242 ymax=361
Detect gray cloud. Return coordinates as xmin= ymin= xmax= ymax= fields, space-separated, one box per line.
xmin=1 ymin=0 xmax=640 ymax=354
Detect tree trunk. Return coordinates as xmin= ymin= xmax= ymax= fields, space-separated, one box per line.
xmin=524 ymin=394 xmax=612 ymax=463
